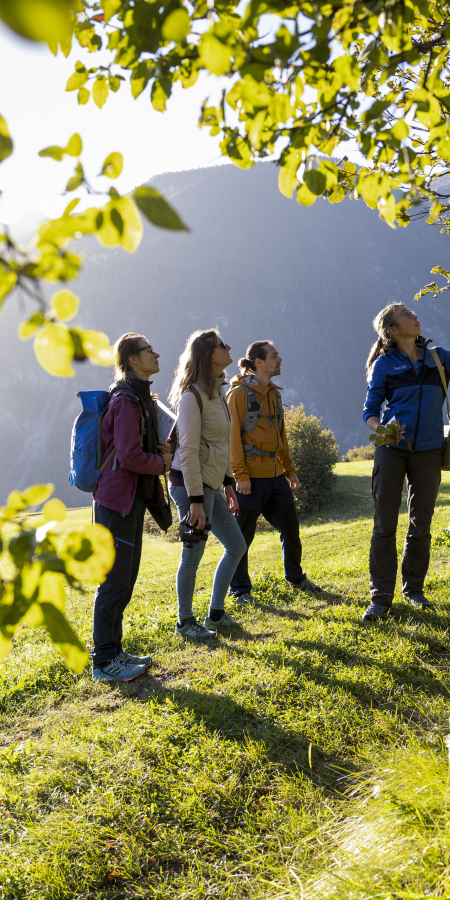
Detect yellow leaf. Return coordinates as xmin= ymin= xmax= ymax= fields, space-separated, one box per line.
xmin=101 ymin=151 xmax=123 ymax=179
xmin=22 ymin=484 xmax=54 ymax=506
xmin=92 ymin=75 xmax=109 ymax=109
xmin=34 ymin=322 xmax=75 ymax=377
xmin=50 ymin=289 xmax=79 ymax=321
xmin=378 ymin=193 xmax=397 ymax=229
xmin=38 ymin=571 xmax=65 ymax=612
xmin=297 ymin=182 xmax=317 ymax=206
xmin=81 ymin=330 xmax=114 ymax=366
xmin=66 ymin=133 xmax=82 ymax=156
xmin=199 ymin=31 xmax=232 ymax=76
xmin=97 ymin=196 xmax=143 ymax=253
xmin=42 ymin=498 xmax=66 ymax=523
xmin=61 ymin=524 xmax=115 ymax=583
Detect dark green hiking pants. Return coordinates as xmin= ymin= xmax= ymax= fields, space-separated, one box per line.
xmin=370 ymin=445 xmax=442 ymax=603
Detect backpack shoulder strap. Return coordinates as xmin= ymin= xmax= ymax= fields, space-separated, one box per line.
xmin=430 ymin=348 xmax=450 ymax=421
xmin=185 ymin=383 xmax=203 ymax=414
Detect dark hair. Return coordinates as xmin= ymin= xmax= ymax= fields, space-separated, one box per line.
xmin=113 ymin=332 xmax=147 ymax=380
xmin=168 ymin=329 xmax=220 ymax=404
xmin=238 ymin=340 xmax=271 ymax=374
xmin=366 ymin=304 xmax=403 ymax=373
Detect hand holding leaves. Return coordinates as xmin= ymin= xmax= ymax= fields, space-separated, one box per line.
xmin=369 ymin=421 xmax=411 ymax=450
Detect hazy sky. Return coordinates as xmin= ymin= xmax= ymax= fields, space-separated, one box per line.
xmin=0 ymin=22 xmax=227 ymax=224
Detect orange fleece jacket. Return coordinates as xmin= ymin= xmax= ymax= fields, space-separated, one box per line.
xmin=227 ymin=375 xmax=296 ymax=482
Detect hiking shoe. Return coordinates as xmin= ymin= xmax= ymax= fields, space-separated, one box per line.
xmin=117 ymin=650 xmax=152 ymax=668
xmin=403 ymin=592 xmax=433 ymax=609
xmin=175 ymin=616 xmax=215 ymax=641
xmin=203 ymin=611 xmax=238 ymax=632
xmin=234 ymin=592 xmax=255 ymax=605
xmin=295 ymin=578 xmax=322 ymax=593
xmin=92 ymin=656 xmax=146 ymax=682
xmin=362 ymin=601 xmax=392 ymax=622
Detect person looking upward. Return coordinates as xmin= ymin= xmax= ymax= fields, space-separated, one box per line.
xmin=227 ymin=341 xmax=322 ymax=603
xmin=362 ymin=303 xmax=450 ymax=621
xmin=92 ymin=333 xmax=172 ymax=682
xmin=168 ymin=330 xmax=246 ymax=640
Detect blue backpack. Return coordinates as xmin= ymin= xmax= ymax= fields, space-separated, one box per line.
xmin=69 ymin=384 xmax=140 ymax=493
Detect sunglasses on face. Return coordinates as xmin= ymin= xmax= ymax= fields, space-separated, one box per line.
xmin=215 ymin=340 xmax=227 ymax=350
xmin=138 ymin=344 xmax=154 ymax=354
xmin=391 ymin=310 xmax=416 ymax=324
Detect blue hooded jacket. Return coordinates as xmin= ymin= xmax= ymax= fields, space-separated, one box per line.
xmin=363 ymin=336 xmax=450 ymax=452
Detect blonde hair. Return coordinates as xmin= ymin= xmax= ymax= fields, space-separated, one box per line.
xmin=113 ymin=332 xmax=147 ymax=381
xmin=366 ymin=304 xmax=403 ymax=373
xmin=168 ymin=329 xmax=219 ymax=405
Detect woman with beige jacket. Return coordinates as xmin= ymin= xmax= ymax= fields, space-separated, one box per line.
xmin=168 ymin=330 xmax=246 ymax=641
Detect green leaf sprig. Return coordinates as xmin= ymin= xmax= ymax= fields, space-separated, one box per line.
xmin=369 ymin=420 xmax=411 ymax=449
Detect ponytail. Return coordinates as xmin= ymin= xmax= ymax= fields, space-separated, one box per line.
xmin=239 ymin=341 xmax=271 ymax=374
xmin=366 ymin=304 xmax=401 ymax=374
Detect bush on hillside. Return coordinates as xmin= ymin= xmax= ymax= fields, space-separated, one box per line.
xmin=342 ymin=443 xmax=375 ymax=462
xmin=284 ymin=405 xmax=340 ymax=517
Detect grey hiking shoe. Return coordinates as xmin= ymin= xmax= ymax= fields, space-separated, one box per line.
xmin=175 ymin=616 xmax=215 ymax=641
xmin=403 ymin=592 xmax=433 ymax=609
xmin=234 ymin=592 xmax=255 ymax=605
xmin=203 ymin=611 xmax=238 ymax=632
xmin=117 ymin=650 xmax=152 ymax=668
xmin=362 ymin=601 xmax=392 ymax=622
xmin=296 ymin=578 xmax=322 ymax=593
xmin=92 ymin=656 xmax=146 ymax=682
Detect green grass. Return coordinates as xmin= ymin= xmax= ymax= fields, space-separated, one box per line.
xmin=1 ymin=460 xmax=450 ymax=898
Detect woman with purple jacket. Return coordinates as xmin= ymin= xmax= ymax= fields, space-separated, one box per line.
xmin=92 ymin=333 xmax=172 ymax=683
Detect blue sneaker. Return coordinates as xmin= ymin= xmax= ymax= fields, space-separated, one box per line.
xmin=403 ymin=592 xmax=433 ymax=609
xmin=92 ymin=656 xmax=146 ymax=682
xmin=117 ymin=650 xmax=152 ymax=668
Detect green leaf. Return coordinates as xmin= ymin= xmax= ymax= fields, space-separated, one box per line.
xmin=18 ymin=311 xmax=46 ymax=340
xmin=0 ymin=264 xmax=17 ymax=308
xmin=78 ymin=87 xmax=90 ymax=105
xmin=0 ymin=115 xmax=13 ymax=162
xmin=96 ymin=196 xmax=143 ymax=252
xmin=38 ymin=144 xmax=65 ymax=161
xmin=66 ymin=133 xmax=82 ymax=156
xmin=39 ymin=602 xmax=88 ymax=672
xmin=278 ymin=148 xmax=301 ymax=198
xmin=101 ymin=151 xmax=123 ymax=179
xmin=79 ymin=329 xmax=114 ymax=366
xmin=50 ymin=289 xmax=79 ymax=321
xmin=92 ymin=75 xmax=109 ymax=109
xmin=151 ymin=78 xmax=171 ymax=113
xmin=333 ymin=54 xmax=360 ymax=91
xmin=133 ymin=186 xmax=189 ymax=231
xmin=0 ymin=0 xmax=72 ymax=42
xmin=200 ymin=31 xmax=232 ymax=76
xmin=65 ymin=68 xmax=88 ymax=92
xmin=66 ymin=162 xmax=84 ymax=192
xmin=102 ymin=0 xmax=121 ymax=23
xmin=162 ymin=8 xmax=190 ymax=43
xmin=304 ymin=169 xmax=327 ymax=195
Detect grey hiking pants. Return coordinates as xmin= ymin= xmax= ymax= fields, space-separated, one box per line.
xmin=370 ymin=445 xmax=442 ymax=603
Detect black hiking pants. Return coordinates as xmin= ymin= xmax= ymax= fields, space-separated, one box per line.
xmin=92 ymin=496 xmax=146 ymax=667
xmin=229 ymin=474 xmax=305 ymax=596
xmin=370 ymin=445 xmax=442 ymax=603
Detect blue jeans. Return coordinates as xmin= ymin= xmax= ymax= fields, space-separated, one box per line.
xmin=169 ymin=484 xmax=247 ymax=619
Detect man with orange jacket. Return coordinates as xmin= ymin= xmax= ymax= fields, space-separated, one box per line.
xmin=227 ymin=340 xmax=322 ymax=603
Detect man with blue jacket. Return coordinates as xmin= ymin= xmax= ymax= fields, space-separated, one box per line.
xmin=362 ymin=303 xmax=450 ymax=622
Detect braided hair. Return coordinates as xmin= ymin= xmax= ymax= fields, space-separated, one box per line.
xmin=238 ymin=340 xmax=271 ymax=374
xmin=366 ymin=304 xmax=403 ymax=373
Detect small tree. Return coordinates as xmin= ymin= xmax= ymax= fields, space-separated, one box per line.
xmin=285 ymin=405 xmax=339 ymax=518
xmin=343 ymin=443 xmax=375 ymax=462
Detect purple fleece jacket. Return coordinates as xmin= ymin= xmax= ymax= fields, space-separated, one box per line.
xmin=95 ymin=383 xmax=165 ymax=515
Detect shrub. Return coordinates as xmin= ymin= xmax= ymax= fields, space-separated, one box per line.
xmin=284 ymin=405 xmax=340 ymax=517
xmin=342 ymin=443 xmax=375 ymax=462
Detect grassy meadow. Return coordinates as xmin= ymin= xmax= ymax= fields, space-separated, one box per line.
xmin=1 ymin=460 xmax=450 ymax=899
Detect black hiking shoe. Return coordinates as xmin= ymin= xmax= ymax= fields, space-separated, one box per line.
xmin=295 ymin=578 xmax=322 ymax=593
xmin=403 ymin=592 xmax=433 ymax=610
xmin=362 ymin=601 xmax=392 ymax=622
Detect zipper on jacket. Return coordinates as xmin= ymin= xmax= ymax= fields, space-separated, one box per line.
xmin=412 ymin=351 xmax=427 ymax=451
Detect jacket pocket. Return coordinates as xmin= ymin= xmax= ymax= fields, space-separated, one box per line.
xmin=371 ymin=464 xmax=379 ymax=500
xmin=199 ymin=441 xmax=211 ymax=467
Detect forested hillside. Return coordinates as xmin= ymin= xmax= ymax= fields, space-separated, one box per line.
xmin=0 ymin=161 xmax=447 ymax=505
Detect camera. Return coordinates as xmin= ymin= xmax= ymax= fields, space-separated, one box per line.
xmin=179 ymin=513 xmax=211 ymax=548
